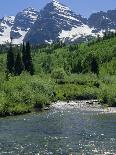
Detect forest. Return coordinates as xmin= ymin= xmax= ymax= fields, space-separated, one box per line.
xmin=0 ymin=32 xmax=116 ymax=116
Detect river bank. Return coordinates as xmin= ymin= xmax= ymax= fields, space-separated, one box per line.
xmin=0 ymin=100 xmax=116 ymax=154
xmin=0 ymin=99 xmax=116 ymax=118
xmin=51 ymin=100 xmax=116 ymax=113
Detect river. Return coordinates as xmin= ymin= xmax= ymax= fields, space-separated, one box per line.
xmin=0 ymin=101 xmax=116 ymax=155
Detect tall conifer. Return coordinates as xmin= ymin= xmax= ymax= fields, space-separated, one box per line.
xmin=6 ymin=43 xmax=15 ymax=74
xmin=14 ymin=53 xmax=24 ymax=75
xmin=22 ymin=42 xmax=34 ymax=75
xmin=22 ymin=42 xmax=26 ymax=70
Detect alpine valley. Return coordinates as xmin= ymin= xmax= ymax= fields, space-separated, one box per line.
xmin=0 ymin=0 xmax=116 ymax=45
xmin=0 ymin=1 xmax=116 ymax=154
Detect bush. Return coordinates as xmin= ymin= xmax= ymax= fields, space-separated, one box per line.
xmin=51 ymin=68 xmax=67 ymax=81
xmin=98 ymin=85 xmax=116 ymax=107
xmin=33 ymin=94 xmax=50 ymax=109
xmin=55 ymin=84 xmax=98 ymax=101
xmin=0 ymin=74 xmax=55 ymax=116
xmin=0 ymin=92 xmax=8 ymax=115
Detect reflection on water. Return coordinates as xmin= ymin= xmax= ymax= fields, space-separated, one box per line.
xmin=0 ymin=103 xmax=116 ymax=155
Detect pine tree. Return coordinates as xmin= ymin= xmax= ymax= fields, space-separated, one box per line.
xmin=22 ymin=42 xmax=34 ymax=75
xmin=6 ymin=43 xmax=15 ymax=74
xmin=97 ymin=35 xmax=100 ymax=42
xmin=22 ymin=42 xmax=26 ymax=69
xmin=103 ymin=32 xmax=107 ymax=40
xmin=82 ymin=53 xmax=99 ymax=75
xmin=14 ymin=53 xmax=24 ymax=75
xmin=26 ymin=42 xmax=34 ymax=75
xmin=91 ymin=57 xmax=99 ymax=75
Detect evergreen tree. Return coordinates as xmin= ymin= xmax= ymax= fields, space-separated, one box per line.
xmin=97 ymin=35 xmax=100 ymax=42
xmin=82 ymin=53 xmax=99 ymax=75
xmin=14 ymin=53 xmax=24 ymax=75
xmin=72 ymin=60 xmax=83 ymax=73
xmin=91 ymin=57 xmax=99 ymax=75
xmin=22 ymin=42 xmax=26 ymax=69
xmin=22 ymin=42 xmax=34 ymax=75
xmin=6 ymin=43 xmax=15 ymax=74
xmin=26 ymin=41 xmax=34 ymax=75
xmin=103 ymin=32 xmax=107 ymax=40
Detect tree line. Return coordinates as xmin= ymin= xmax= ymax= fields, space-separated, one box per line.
xmin=7 ymin=42 xmax=34 ymax=76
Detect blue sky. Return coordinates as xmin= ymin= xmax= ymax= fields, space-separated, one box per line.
xmin=0 ymin=0 xmax=116 ymax=18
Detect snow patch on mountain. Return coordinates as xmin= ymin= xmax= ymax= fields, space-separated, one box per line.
xmin=59 ymin=24 xmax=96 ymax=42
xmin=97 ymin=29 xmax=116 ymax=37
xmin=21 ymin=7 xmax=39 ymax=23
xmin=45 ymin=39 xmax=53 ymax=44
xmin=52 ymin=0 xmax=84 ymax=24
xmin=12 ymin=28 xmax=30 ymax=44
xmin=52 ymin=0 xmax=71 ymax=12
xmin=0 ymin=16 xmax=15 ymax=44
xmin=11 ymin=7 xmax=39 ymax=44
xmin=0 ymin=1 xmax=116 ymax=45
xmin=57 ymin=13 xmax=80 ymax=22
xmin=24 ymin=0 xmax=90 ymax=44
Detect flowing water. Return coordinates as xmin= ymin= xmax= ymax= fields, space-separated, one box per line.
xmin=0 ymin=101 xmax=116 ymax=155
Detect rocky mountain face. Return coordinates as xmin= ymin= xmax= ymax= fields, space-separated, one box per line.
xmin=0 ymin=16 xmax=15 ymax=44
xmin=24 ymin=0 xmax=94 ymax=44
xmin=88 ymin=9 xmax=116 ymax=34
xmin=0 ymin=7 xmax=39 ymax=44
xmin=0 ymin=0 xmax=116 ymax=45
xmin=11 ymin=7 xmax=39 ymax=44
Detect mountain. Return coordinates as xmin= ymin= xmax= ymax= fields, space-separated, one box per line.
xmin=24 ymin=0 xmax=95 ymax=44
xmin=88 ymin=9 xmax=116 ymax=35
xmin=0 ymin=0 xmax=116 ymax=45
xmin=11 ymin=7 xmax=39 ymax=44
xmin=0 ymin=16 xmax=15 ymax=44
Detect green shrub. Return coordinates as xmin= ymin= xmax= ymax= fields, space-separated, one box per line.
xmin=51 ymin=68 xmax=67 ymax=81
xmin=98 ymin=84 xmax=116 ymax=107
xmin=33 ymin=94 xmax=50 ymax=109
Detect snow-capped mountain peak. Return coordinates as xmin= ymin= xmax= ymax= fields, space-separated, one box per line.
xmin=1 ymin=16 xmax=15 ymax=26
xmin=88 ymin=10 xmax=116 ymax=33
xmin=0 ymin=7 xmax=40 ymax=45
xmin=24 ymin=0 xmax=93 ymax=44
xmin=10 ymin=7 xmax=39 ymax=44
xmin=0 ymin=16 xmax=15 ymax=44
xmin=52 ymin=1 xmax=80 ymax=23
xmin=23 ymin=7 xmax=36 ymax=12
xmin=52 ymin=0 xmax=71 ymax=12
xmin=0 ymin=1 xmax=116 ymax=45
xmin=21 ymin=7 xmax=39 ymax=22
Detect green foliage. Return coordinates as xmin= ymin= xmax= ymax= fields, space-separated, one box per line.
xmin=42 ymin=55 xmax=53 ymax=73
xmin=22 ymin=42 xmax=26 ymax=68
xmin=100 ymin=58 xmax=116 ymax=76
xmin=0 ymin=35 xmax=116 ymax=116
xmin=6 ymin=42 xmax=34 ymax=76
xmin=22 ymin=42 xmax=34 ymax=75
xmin=0 ymin=73 xmax=55 ymax=116
xmin=82 ymin=53 xmax=99 ymax=74
xmin=55 ymin=84 xmax=98 ymax=101
xmin=14 ymin=53 xmax=24 ymax=75
xmin=6 ymin=43 xmax=15 ymax=74
xmin=98 ymin=84 xmax=116 ymax=107
xmin=51 ymin=68 xmax=67 ymax=80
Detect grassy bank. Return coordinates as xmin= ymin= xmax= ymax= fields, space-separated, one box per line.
xmin=0 ymin=73 xmax=115 ymax=117
xmin=0 ymin=36 xmax=116 ymax=116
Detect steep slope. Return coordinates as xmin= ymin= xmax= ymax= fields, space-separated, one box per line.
xmin=24 ymin=0 xmax=95 ymax=44
xmin=0 ymin=16 xmax=15 ymax=44
xmin=0 ymin=1 xmax=116 ymax=45
xmin=11 ymin=7 xmax=39 ymax=44
xmin=88 ymin=9 xmax=116 ymax=35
